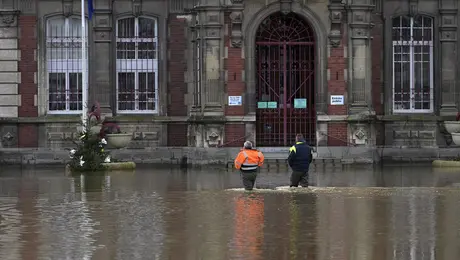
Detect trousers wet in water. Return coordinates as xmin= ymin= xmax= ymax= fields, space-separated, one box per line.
xmin=241 ymin=170 xmax=258 ymax=190
xmin=290 ymin=171 xmax=309 ymax=187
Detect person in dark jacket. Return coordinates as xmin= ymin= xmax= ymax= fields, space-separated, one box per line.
xmin=287 ymin=134 xmax=313 ymax=187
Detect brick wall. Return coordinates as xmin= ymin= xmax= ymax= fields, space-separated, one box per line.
xmin=167 ymin=15 xmax=187 ymax=146
xmin=225 ymin=15 xmax=245 ymax=117
xmin=18 ymin=124 xmax=38 ymax=147
xmin=18 ymin=16 xmax=37 ymax=117
xmin=224 ymin=15 xmax=246 ymax=146
xmin=18 ymin=16 xmax=38 ymax=148
xmin=327 ymin=122 xmax=348 ymax=146
xmin=371 ymin=13 xmax=384 ymax=115
xmin=167 ymin=123 xmax=188 ymax=147
xmin=327 ymin=29 xmax=348 ymax=146
xmin=224 ymin=123 xmax=245 ymax=147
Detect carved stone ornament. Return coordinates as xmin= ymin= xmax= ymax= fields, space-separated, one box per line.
xmin=2 ymin=131 xmax=14 ymax=147
xmin=2 ymin=15 xmax=14 ymax=25
xmin=205 ymin=125 xmax=223 ymax=147
xmin=352 ymin=127 xmax=368 ymax=145
xmin=328 ymin=29 xmax=341 ymax=47
xmin=229 ymin=11 xmax=243 ymax=48
xmin=328 ymin=1 xmax=345 ymax=48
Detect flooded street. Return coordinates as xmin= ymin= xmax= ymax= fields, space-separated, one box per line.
xmin=1 ymin=165 xmax=460 ymax=259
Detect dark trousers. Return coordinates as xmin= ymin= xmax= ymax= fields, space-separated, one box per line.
xmin=240 ymin=170 xmax=258 ymax=190
xmin=290 ymin=171 xmax=309 ymax=187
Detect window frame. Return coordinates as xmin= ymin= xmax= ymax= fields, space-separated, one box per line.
xmin=115 ymin=16 xmax=159 ymax=114
xmin=392 ymin=15 xmax=434 ymax=114
xmin=46 ymin=16 xmax=88 ymax=114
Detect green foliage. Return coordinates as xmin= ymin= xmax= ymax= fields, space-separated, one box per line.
xmin=68 ymin=122 xmax=110 ymax=172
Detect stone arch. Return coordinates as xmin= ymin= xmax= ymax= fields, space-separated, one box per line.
xmin=244 ymin=2 xmax=328 ymax=115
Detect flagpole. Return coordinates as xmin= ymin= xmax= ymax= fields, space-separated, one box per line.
xmin=81 ymin=0 xmax=88 ymax=130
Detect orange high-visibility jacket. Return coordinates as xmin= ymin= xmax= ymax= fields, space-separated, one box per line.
xmin=234 ymin=149 xmax=265 ymax=171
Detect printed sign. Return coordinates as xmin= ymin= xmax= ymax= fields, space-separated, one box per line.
xmin=294 ymin=98 xmax=307 ymax=108
xmin=257 ymin=102 xmax=268 ymax=109
xmin=228 ymin=96 xmax=242 ymax=106
xmin=330 ymin=95 xmax=344 ymax=105
xmin=267 ymin=101 xmax=277 ymax=109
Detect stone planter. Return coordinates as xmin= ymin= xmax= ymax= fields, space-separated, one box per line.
xmin=451 ymin=133 xmax=460 ymax=145
xmin=444 ymin=121 xmax=460 ymax=134
xmin=106 ymin=133 xmax=132 ymax=148
xmin=432 ymin=159 xmax=460 ymax=168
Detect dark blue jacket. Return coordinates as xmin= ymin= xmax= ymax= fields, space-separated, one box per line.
xmin=287 ymin=141 xmax=313 ymax=172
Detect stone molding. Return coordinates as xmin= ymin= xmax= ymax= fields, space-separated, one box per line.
xmin=328 ymin=0 xmax=345 ymax=47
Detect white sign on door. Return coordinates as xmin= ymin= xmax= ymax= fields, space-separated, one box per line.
xmin=330 ymin=95 xmax=344 ymax=105
xmin=228 ymin=96 xmax=242 ymax=106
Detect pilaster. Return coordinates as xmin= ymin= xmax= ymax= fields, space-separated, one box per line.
xmin=439 ymin=0 xmax=458 ymax=115
xmin=195 ymin=1 xmax=225 ymax=117
xmin=347 ymin=0 xmax=374 ymax=114
xmin=91 ymin=0 xmax=113 ymax=117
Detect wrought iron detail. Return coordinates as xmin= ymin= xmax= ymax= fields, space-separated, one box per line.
xmin=256 ymin=12 xmax=314 ymax=43
xmin=116 ymin=17 xmax=158 ymax=113
xmin=255 ymin=12 xmax=316 ymax=147
xmin=46 ymin=17 xmax=86 ymax=113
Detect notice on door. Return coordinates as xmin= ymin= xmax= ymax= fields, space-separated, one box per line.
xmin=330 ymin=95 xmax=344 ymax=105
xmin=267 ymin=102 xmax=277 ymax=109
xmin=294 ymin=98 xmax=307 ymax=108
xmin=228 ymin=96 xmax=242 ymax=106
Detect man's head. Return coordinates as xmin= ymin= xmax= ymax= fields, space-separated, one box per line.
xmin=295 ymin=134 xmax=305 ymax=142
xmin=243 ymin=141 xmax=253 ymax=149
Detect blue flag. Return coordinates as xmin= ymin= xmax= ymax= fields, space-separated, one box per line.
xmin=88 ymin=0 xmax=94 ymax=20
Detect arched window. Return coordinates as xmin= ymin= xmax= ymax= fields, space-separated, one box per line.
xmin=46 ymin=17 xmax=88 ymax=113
xmin=116 ymin=17 xmax=158 ymax=113
xmin=392 ymin=15 xmax=433 ymax=113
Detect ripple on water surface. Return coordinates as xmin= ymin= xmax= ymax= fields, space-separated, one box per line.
xmin=1 ymin=167 xmax=460 ymax=259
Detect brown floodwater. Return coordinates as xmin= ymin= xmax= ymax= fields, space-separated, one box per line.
xmin=1 ymin=164 xmax=460 ymax=259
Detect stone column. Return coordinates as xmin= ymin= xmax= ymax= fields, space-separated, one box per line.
xmin=91 ymin=0 xmax=113 ymax=116
xmin=439 ymin=0 xmax=458 ymax=115
xmin=195 ymin=1 xmax=224 ymax=116
xmin=347 ymin=0 xmax=374 ymax=113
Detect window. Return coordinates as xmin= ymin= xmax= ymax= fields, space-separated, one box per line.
xmin=392 ymin=15 xmax=433 ymax=113
xmin=46 ymin=17 xmax=87 ymax=113
xmin=116 ymin=17 xmax=158 ymax=113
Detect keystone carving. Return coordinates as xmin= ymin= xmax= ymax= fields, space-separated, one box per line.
xmin=62 ymin=0 xmax=73 ymax=17
xmin=132 ymin=0 xmax=142 ymax=17
xmin=229 ymin=11 xmax=243 ymax=48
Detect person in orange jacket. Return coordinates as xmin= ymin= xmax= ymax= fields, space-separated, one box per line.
xmin=234 ymin=141 xmax=265 ymax=190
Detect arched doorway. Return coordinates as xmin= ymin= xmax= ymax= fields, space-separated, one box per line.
xmin=255 ymin=12 xmax=316 ymax=147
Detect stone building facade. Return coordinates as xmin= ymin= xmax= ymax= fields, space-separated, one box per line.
xmin=0 ymin=0 xmax=459 ymax=153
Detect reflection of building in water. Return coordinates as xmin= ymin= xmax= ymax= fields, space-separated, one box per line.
xmin=390 ymin=190 xmax=436 ymax=259
xmin=230 ymin=194 xmax=264 ymax=260
xmin=317 ymin=194 xmax=347 ymax=259
xmin=0 ymin=178 xmax=22 ymax=259
xmin=288 ymin=194 xmax=318 ymax=259
xmin=436 ymin=191 xmax=460 ymax=259
xmin=36 ymin=174 xmax=98 ymax=259
xmin=18 ymin=176 xmax=40 ymax=260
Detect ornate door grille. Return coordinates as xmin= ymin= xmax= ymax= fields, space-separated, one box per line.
xmin=255 ymin=12 xmax=316 ymax=147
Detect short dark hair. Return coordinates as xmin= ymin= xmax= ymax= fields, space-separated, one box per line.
xmin=295 ymin=134 xmax=304 ymax=141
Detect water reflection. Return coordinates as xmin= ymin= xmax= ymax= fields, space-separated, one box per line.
xmin=230 ymin=193 xmax=264 ymax=260
xmin=0 ymin=166 xmax=460 ymax=259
